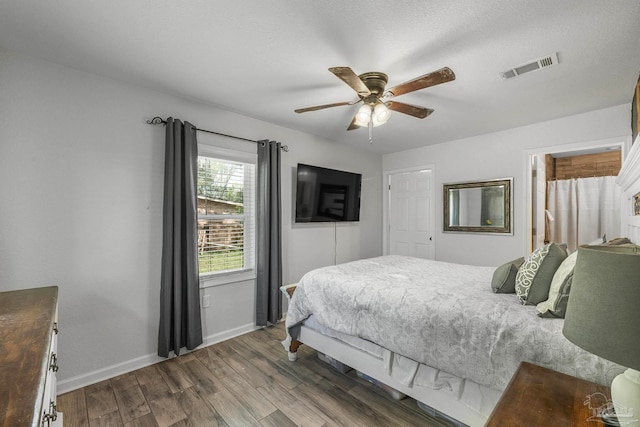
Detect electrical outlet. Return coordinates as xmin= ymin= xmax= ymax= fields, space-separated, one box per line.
xmin=202 ymin=295 xmax=210 ymax=308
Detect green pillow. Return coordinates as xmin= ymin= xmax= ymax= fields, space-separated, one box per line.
xmin=604 ymin=237 xmax=632 ymax=245
xmin=536 ymin=251 xmax=577 ymax=318
xmin=515 ymin=243 xmax=567 ymax=305
xmin=491 ymin=257 xmax=525 ymax=293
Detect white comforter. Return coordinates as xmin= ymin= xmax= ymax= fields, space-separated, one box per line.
xmin=286 ymin=255 xmax=623 ymax=390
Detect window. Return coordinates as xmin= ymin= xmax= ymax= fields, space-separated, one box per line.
xmin=197 ymin=146 xmax=255 ymax=283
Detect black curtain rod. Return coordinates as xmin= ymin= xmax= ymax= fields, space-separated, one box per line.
xmin=146 ymin=117 xmax=289 ymax=152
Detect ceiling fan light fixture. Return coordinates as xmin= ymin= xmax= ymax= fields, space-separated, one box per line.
xmin=294 ymin=66 xmax=455 ymax=135
xmin=355 ymin=104 xmax=372 ymax=127
xmin=372 ymin=102 xmax=391 ymax=126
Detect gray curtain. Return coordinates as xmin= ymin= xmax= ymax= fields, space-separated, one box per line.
xmin=158 ymin=118 xmax=203 ymax=357
xmin=256 ymin=140 xmax=282 ymax=326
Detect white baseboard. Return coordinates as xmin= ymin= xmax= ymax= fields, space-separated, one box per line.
xmin=57 ymin=322 xmax=260 ymax=394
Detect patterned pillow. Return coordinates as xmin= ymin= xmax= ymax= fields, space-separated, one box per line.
xmin=491 ymin=257 xmax=525 ymax=293
xmin=536 ymin=251 xmax=577 ymax=318
xmin=515 ymin=243 xmax=567 ymax=305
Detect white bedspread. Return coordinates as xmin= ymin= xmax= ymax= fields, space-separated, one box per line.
xmin=285 ymin=255 xmax=623 ymax=390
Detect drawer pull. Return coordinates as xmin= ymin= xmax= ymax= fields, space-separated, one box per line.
xmin=50 ymin=401 xmax=58 ymax=421
xmin=49 ymin=353 xmax=59 ymax=373
xmin=41 ymin=401 xmax=57 ymax=426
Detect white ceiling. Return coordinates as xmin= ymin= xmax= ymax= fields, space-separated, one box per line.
xmin=1 ymin=1 xmax=639 ymax=154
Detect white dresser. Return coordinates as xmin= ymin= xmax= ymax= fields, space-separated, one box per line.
xmin=0 ymin=286 xmax=62 ymax=427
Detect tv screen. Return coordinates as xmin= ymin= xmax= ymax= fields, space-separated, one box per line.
xmin=295 ymin=163 xmax=362 ymax=222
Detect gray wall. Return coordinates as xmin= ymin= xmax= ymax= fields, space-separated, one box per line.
xmin=384 ymin=104 xmax=630 ymax=266
xmin=0 ymin=48 xmax=383 ymax=389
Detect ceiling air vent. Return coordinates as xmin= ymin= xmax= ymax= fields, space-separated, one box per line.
xmin=500 ymin=52 xmax=559 ymax=80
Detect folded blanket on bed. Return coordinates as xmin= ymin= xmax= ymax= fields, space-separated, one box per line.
xmin=285 ymin=255 xmax=623 ymax=390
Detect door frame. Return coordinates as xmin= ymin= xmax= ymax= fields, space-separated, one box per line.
xmin=383 ymin=164 xmax=436 ymax=257
xmin=523 ymin=136 xmax=630 ymax=255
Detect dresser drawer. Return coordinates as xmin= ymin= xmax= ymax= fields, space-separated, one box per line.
xmin=0 ymin=286 xmax=62 ymax=427
xmin=41 ymin=311 xmax=61 ymax=427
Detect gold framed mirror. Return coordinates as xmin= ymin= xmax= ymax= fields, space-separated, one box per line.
xmin=443 ymin=178 xmax=513 ymax=234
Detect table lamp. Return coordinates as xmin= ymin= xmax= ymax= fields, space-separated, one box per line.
xmin=563 ymin=245 xmax=640 ymax=426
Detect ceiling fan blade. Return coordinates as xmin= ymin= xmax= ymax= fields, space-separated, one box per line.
xmin=347 ymin=115 xmax=361 ymax=131
xmin=295 ymin=101 xmax=352 ymax=114
xmin=385 ymin=67 xmax=455 ymax=98
xmin=329 ymin=67 xmax=371 ymax=97
xmin=387 ymin=101 xmax=434 ymax=119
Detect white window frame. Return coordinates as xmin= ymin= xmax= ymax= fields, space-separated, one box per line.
xmin=197 ymin=144 xmax=257 ymax=288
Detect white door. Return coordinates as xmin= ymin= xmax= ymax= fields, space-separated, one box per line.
xmin=388 ymin=169 xmax=434 ymax=259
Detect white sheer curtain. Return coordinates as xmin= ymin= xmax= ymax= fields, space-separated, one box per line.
xmin=547 ymin=176 xmax=621 ymax=252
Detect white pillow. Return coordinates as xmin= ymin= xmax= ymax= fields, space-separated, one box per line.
xmin=536 ymin=251 xmax=577 ymax=317
xmin=587 ymin=235 xmax=606 ymax=246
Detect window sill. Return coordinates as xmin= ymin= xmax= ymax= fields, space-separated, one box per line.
xmin=199 ymin=269 xmax=256 ymax=288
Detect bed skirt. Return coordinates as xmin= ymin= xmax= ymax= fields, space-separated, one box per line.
xmin=288 ymin=317 xmax=503 ymax=427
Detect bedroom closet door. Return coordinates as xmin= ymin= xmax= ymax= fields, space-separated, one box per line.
xmin=388 ymin=169 xmax=434 ymax=259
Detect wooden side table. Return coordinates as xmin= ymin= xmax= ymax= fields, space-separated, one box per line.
xmin=485 ymin=362 xmax=615 ymax=427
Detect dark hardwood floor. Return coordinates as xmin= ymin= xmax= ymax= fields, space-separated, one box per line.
xmin=57 ymin=323 xmax=455 ymax=426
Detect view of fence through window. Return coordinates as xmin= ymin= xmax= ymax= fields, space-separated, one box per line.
xmin=197 ymin=156 xmax=251 ymax=274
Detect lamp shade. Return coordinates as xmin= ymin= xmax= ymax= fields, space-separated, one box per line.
xmin=372 ymin=102 xmax=391 ymax=126
xmin=563 ymin=245 xmax=640 ymax=371
xmin=354 ymin=104 xmax=372 ymax=127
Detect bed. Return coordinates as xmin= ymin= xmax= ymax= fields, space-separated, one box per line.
xmin=283 ymin=254 xmax=625 ymax=427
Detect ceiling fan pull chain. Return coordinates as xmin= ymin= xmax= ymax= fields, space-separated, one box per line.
xmin=368 ymin=120 xmax=373 ymax=144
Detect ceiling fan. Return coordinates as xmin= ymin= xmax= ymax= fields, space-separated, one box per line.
xmin=295 ymin=66 xmax=456 ymax=131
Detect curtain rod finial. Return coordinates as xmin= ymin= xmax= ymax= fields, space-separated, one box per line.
xmin=147 ymin=117 xmax=166 ymax=125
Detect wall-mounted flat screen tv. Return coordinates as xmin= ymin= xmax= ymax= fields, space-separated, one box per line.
xmin=295 ymin=163 xmax=362 ymax=222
